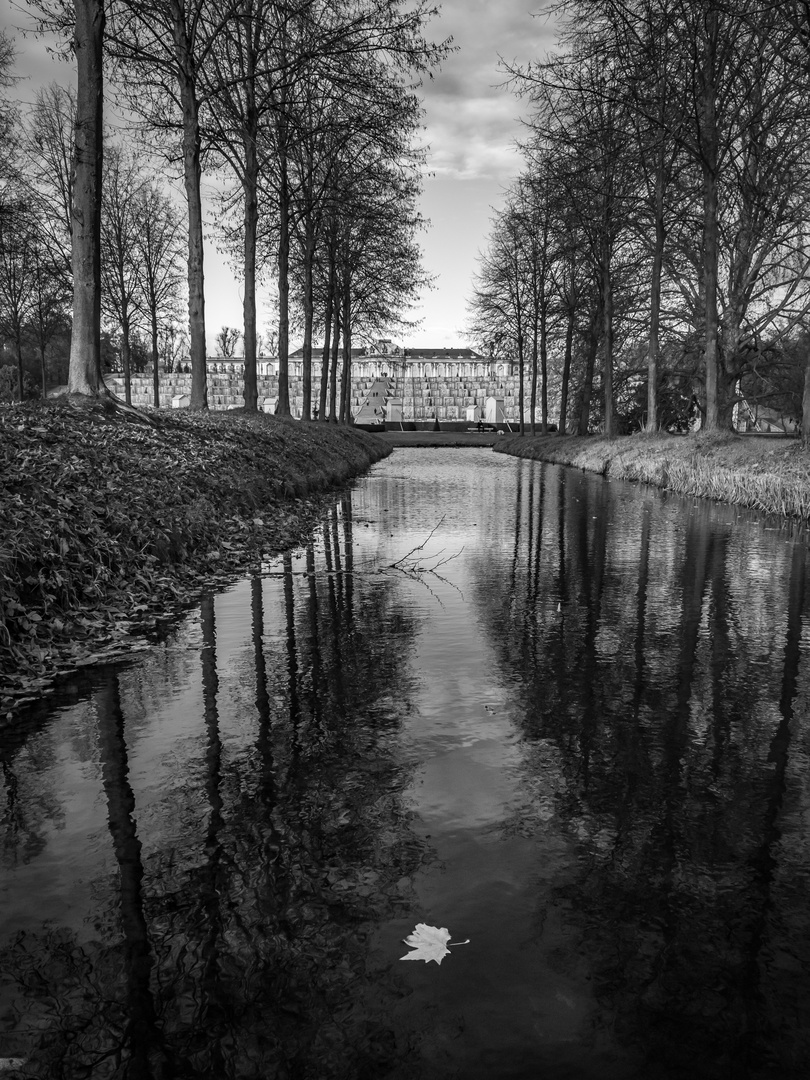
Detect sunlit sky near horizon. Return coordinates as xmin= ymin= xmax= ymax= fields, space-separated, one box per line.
xmin=0 ymin=0 xmax=558 ymax=350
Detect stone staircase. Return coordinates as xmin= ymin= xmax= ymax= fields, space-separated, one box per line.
xmin=353 ymin=377 xmax=391 ymax=425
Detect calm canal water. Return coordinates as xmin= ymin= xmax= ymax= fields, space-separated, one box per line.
xmin=2 ymin=448 xmax=810 ymax=1079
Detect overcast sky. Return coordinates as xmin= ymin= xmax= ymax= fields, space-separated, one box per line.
xmin=0 ymin=0 xmax=558 ymax=350
xmin=414 ymin=1 xmax=556 ymax=346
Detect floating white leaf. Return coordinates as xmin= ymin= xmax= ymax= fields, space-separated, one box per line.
xmin=400 ymin=923 xmax=470 ymax=965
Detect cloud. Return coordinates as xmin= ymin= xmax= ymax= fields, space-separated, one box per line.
xmin=420 ymin=0 xmax=557 ymax=181
xmin=425 ymin=94 xmax=525 ymax=180
xmin=0 ymin=0 xmax=72 ymax=102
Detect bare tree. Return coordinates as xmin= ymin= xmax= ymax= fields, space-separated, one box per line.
xmin=107 ymin=0 xmax=243 ymax=409
xmin=134 ymin=181 xmax=185 ymax=406
xmin=204 ymin=0 xmax=294 ymax=413
xmin=215 ymin=325 xmax=240 ymax=357
xmin=0 ymin=32 xmax=20 ymax=209
xmin=70 ymin=0 xmax=106 ymax=396
xmin=0 ymin=194 xmax=39 ymax=399
xmin=501 ymin=0 xmax=810 ymax=434
xmin=246 ymin=0 xmax=449 ymax=417
xmin=28 ymin=233 xmax=72 ymax=396
xmin=23 ymin=83 xmax=76 ymax=282
xmin=324 ymin=161 xmax=428 ymax=424
xmin=100 ymin=145 xmax=147 ymax=405
xmin=468 ymin=204 xmax=531 ymax=432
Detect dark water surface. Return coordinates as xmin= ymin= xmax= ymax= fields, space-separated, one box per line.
xmin=2 ymin=448 xmax=810 ymax=1079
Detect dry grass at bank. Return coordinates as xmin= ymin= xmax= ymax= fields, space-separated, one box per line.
xmin=495 ymin=431 xmax=810 ymax=521
xmin=1 ymin=401 xmax=389 ymax=716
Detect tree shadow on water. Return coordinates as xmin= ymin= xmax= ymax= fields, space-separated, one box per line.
xmin=469 ymin=468 xmax=810 ymax=1079
xmin=1 ymin=498 xmax=433 ymax=1079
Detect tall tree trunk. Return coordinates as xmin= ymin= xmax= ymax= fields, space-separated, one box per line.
xmin=702 ymin=160 xmax=721 ymax=430
xmin=560 ymin=305 xmax=574 ymax=436
xmin=700 ymin=13 xmax=721 ymax=431
xmin=530 ymin=297 xmax=538 ymax=436
xmin=150 ymin=307 xmax=160 ymax=407
xmin=301 ymin=215 xmax=315 ymax=420
xmin=648 ymin=154 xmax=665 ymax=430
xmin=15 ymin=338 xmax=24 ymax=401
xmin=602 ymin=255 xmax=615 ymax=438
xmin=559 ymin=252 xmax=576 ymax=435
xmin=241 ymin=30 xmax=259 ymax=414
xmin=339 ymin=273 xmax=351 ymax=424
xmin=121 ymin=321 xmax=132 ymax=405
xmin=175 ymin=56 xmax=207 ymax=409
xmin=328 ymin=299 xmax=339 ymax=422
xmin=319 ymin=265 xmax=334 ymax=421
xmin=577 ymin=300 xmax=600 ymax=436
xmin=242 ymin=148 xmax=259 ymax=412
xmin=517 ymin=327 xmax=525 ymax=436
xmin=40 ymin=343 xmax=47 ymax=399
xmin=540 ymin=304 xmax=548 ymax=434
xmin=68 ymin=0 xmax=105 ymax=396
xmin=802 ymin=353 xmax=810 ymax=447
xmin=276 ymin=139 xmax=291 ymax=417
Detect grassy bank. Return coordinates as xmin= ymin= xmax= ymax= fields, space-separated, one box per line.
xmin=1 ymin=401 xmax=390 ymax=716
xmin=495 ymin=430 xmax=810 ymax=521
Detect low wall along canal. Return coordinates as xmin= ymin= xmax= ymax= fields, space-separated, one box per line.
xmin=1 ymin=448 xmax=809 ymax=1077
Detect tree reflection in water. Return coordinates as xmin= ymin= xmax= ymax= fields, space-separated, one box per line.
xmin=4 ymin=455 xmax=810 ymax=1079
xmin=473 ymin=462 xmax=810 ymax=1078
xmin=0 ymin=498 xmax=426 ymax=1078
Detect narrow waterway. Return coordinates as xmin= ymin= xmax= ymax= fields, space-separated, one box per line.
xmin=2 ymin=448 xmax=810 ymax=1079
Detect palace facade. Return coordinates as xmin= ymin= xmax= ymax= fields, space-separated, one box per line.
xmin=285 ymin=341 xmax=512 ymax=380
xmin=109 ymin=341 xmax=538 ymax=425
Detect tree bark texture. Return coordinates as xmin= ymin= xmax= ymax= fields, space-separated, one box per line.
xmin=276 ymin=143 xmax=291 ymax=416
xmin=602 ymin=255 xmax=614 ymax=438
xmin=68 ymin=0 xmax=105 ymax=396
xmin=172 ymin=11 xmax=208 ymax=410
xmin=802 ymin=352 xmax=810 ymax=447
xmin=319 ymin=270 xmax=333 ymax=421
xmin=151 ymin=308 xmax=160 ymax=407
xmin=15 ymin=340 xmax=24 ymax=402
xmin=121 ymin=320 xmax=132 ymax=405
xmin=560 ymin=306 xmax=574 ymax=436
xmin=577 ymin=302 xmax=600 ymax=436
xmin=540 ymin=307 xmax=548 ymax=434
xmin=700 ymin=13 xmax=722 ymax=431
xmin=328 ymin=302 xmax=339 ymax=422
xmin=340 ymin=274 xmax=351 ymax=423
xmin=647 ymin=157 xmax=665 ymax=430
xmin=239 ymin=21 xmax=259 ymax=413
xmin=530 ymin=322 xmax=538 ymax=436
xmin=242 ymin=147 xmax=259 ymax=412
xmin=301 ymin=219 xmax=315 ymax=421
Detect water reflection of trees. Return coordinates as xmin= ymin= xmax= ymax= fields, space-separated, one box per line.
xmin=472 ymin=463 xmax=810 ymax=1077
xmin=0 ymin=497 xmax=428 ymax=1078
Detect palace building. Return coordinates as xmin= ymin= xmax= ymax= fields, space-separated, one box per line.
xmin=108 ymin=341 xmax=544 ymax=428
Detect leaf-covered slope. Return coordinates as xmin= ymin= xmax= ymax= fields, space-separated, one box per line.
xmin=0 ymin=403 xmax=389 ymax=714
